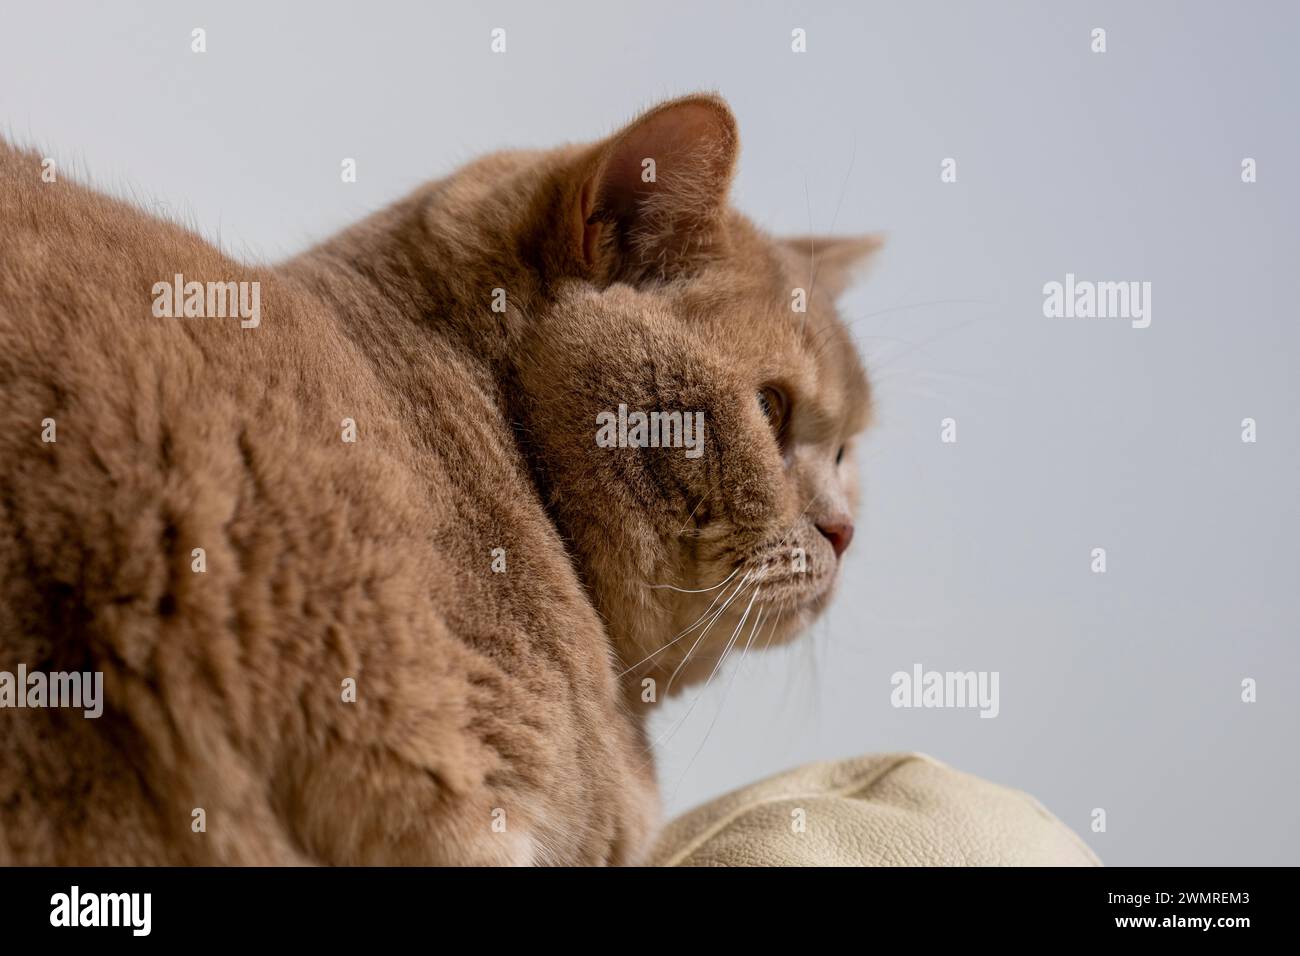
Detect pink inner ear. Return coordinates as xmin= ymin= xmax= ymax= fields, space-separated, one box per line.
xmin=594 ymin=101 xmax=736 ymax=223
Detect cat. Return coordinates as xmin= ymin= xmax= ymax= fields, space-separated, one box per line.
xmin=0 ymin=94 xmax=879 ymax=865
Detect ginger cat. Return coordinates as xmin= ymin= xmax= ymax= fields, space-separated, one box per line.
xmin=0 ymin=94 xmax=878 ymax=865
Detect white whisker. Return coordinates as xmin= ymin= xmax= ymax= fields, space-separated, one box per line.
xmin=648 ymin=583 xmax=762 ymax=756
xmin=617 ymin=568 xmax=749 ymax=677
xmin=647 ymin=566 xmax=739 ymax=594
xmin=664 ymin=594 xmax=769 ymax=804
xmin=662 ymin=571 xmax=756 ymax=696
xmin=696 ymin=585 xmax=761 ymax=690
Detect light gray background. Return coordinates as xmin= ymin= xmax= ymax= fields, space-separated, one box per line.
xmin=3 ymin=1 xmax=1296 ymax=865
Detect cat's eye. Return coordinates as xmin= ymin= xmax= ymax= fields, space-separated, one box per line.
xmin=756 ymin=385 xmax=788 ymax=438
xmin=835 ymin=445 xmax=845 ymax=465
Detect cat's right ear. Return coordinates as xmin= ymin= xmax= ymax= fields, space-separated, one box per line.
xmin=565 ymin=94 xmax=739 ymax=285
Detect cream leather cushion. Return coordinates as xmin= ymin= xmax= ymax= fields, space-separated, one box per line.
xmin=651 ymin=752 xmax=1100 ymax=867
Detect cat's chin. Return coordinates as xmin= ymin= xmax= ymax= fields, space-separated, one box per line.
xmin=750 ymin=566 xmax=841 ymax=620
xmin=775 ymin=589 xmax=836 ymax=637
xmin=653 ymin=599 xmax=821 ymax=693
xmin=651 ymin=576 xmax=839 ymax=691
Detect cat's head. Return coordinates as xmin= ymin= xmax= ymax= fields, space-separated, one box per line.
xmin=451 ymin=95 xmax=879 ymax=692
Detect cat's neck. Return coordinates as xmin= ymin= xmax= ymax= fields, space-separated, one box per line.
xmin=282 ymin=152 xmax=572 ymax=382
xmin=290 ymin=199 xmax=489 ymax=374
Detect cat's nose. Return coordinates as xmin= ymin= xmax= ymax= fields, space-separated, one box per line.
xmin=816 ymin=518 xmax=854 ymax=559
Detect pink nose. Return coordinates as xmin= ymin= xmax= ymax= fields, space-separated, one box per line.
xmin=816 ymin=519 xmax=854 ymax=559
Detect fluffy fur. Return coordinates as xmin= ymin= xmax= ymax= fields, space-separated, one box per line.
xmin=0 ymin=95 xmax=877 ymax=865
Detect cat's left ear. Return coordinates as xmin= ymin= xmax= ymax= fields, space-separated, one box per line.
xmin=572 ymin=93 xmax=739 ymax=283
xmin=780 ymin=234 xmax=885 ymax=300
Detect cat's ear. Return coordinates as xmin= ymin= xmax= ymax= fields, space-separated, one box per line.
xmin=780 ymin=234 xmax=885 ymax=300
xmin=572 ymin=94 xmax=739 ymax=283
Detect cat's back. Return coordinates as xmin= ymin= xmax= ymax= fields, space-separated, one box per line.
xmin=0 ymin=139 xmax=450 ymax=863
xmin=0 ymin=134 xmax=439 ymax=685
xmin=0 ymin=137 xmax=286 ymax=409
